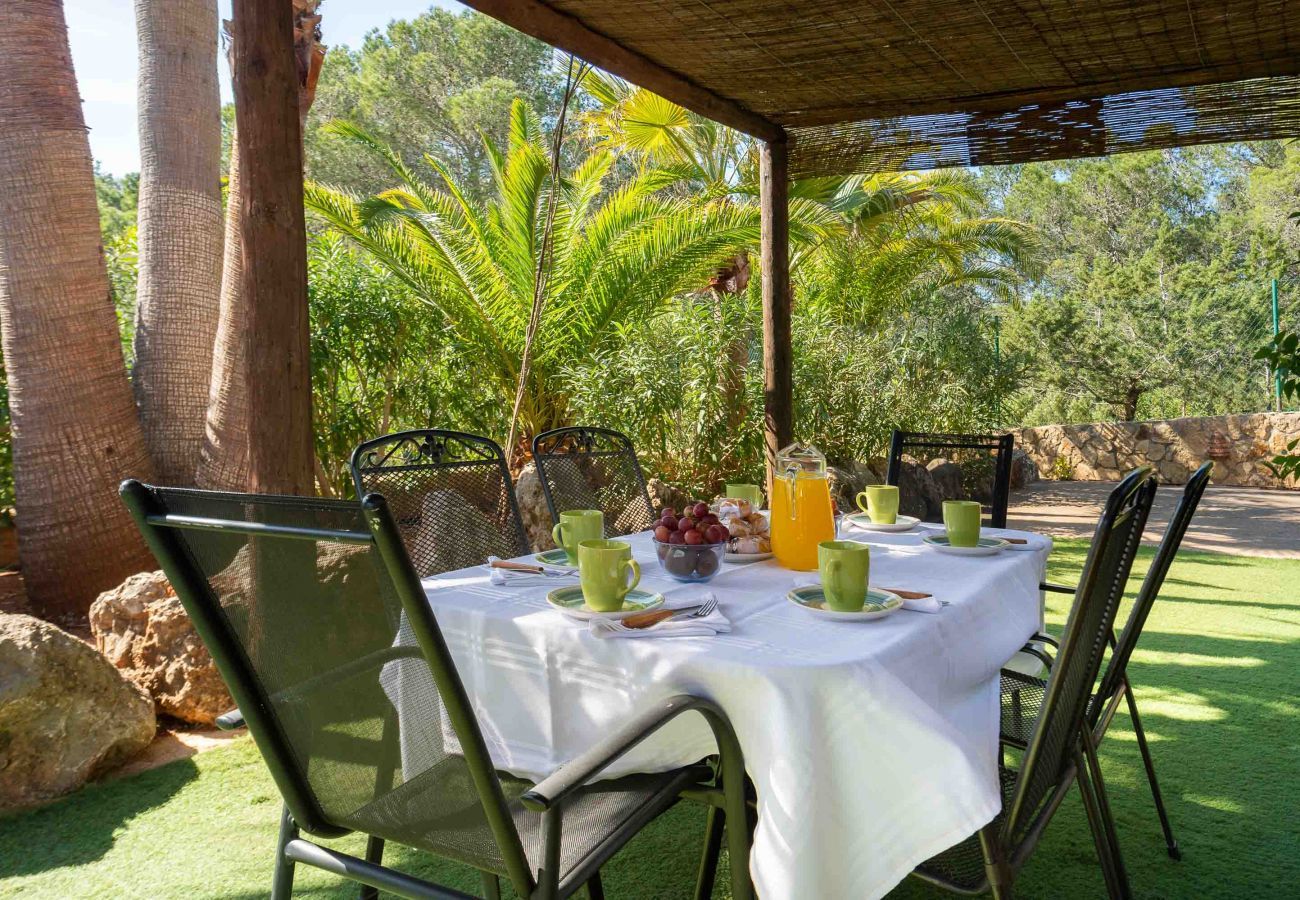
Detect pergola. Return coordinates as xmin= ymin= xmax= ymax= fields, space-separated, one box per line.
xmin=231 ymin=0 xmax=1300 ymax=490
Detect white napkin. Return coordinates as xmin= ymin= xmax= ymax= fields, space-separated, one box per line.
xmin=795 ymin=578 xmax=943 ymax=614
xmin=589 ymin=593 xmax=730 ymax=639
xmin=486 ymin=555 xmax=576 ymax=585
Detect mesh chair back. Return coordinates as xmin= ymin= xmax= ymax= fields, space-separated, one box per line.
xmin=119 ymin=482 xmax=532 ymax=888
xmin=885 ymin=430 xmax=1015 ymax=527
xmin=1095 ymin=461 xmax=1213 ymax=707
xmin=351 ymin=430 xmax=529 ymax=576
xmin=532 ymin=427 xmax=656 ymax=535
xmin=1004 ymin=467 xmax=1157 ymax=843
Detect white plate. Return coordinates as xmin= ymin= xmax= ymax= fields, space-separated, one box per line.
xmin=842 ymin=513 xmax=920 ymax=533
xmin=546 ymin=586 xmax=665 ymax=621
xmin=921 ymin=535 xmax=1010 ymax=556
xmin=725 ymin=550 xmax=774 ymax=563
xmin=786 ymin=585 xmax=904 ymax=621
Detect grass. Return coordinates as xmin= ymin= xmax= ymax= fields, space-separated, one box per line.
xmin=3 ymin=541 xmax=1299 ymax=898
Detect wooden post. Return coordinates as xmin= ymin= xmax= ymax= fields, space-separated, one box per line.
xmin=760 ymin=137 xmax=792 ymax=485
xmin=231 ymin=0 xmax=313 ymax=495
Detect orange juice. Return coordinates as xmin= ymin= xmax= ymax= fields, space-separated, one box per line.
xmin=770 ymin=471 xmax=836 ymax=570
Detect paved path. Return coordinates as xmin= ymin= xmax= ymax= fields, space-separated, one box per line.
xmin=1008 ymin=481 xmax=1300 ymax=559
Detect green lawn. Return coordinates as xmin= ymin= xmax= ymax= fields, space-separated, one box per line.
xmin=3 ymin=541 xmax=1298 ymax=898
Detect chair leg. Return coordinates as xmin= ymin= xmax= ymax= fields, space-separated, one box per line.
xmin=693 ymin=806 xmax=726 ymax=900
xmin=1124 ymin=684 xmax=1180 ymax=860
xmin=1076 ymin=749 xmax=1124 ymax=899
xmin=480 ymin=873 xmax=501 ymax=900
xmin=1083 ymin=733 xmax=1132 ymax=899
xmin=585 ymin=870 xmax=605 ymax=900
xmin=978 ymin=823 xmax=1014 ymax=900
xmin=271 ymin=804 xmax=299 ymax=900
xmin=359 ymin=836 xmax=385 ymax=900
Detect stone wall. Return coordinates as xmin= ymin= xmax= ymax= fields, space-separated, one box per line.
xmin=1016 ymin=413 xmax=1300 ymax=488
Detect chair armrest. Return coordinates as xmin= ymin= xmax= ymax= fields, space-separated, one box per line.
xmin=1016 ymin=643 xmax=1055 ymax=670
xmin=1040 ymin=581 xmax=1074 ymax=595
xmin=522 ymin=694 xmax=729 ymax=812
xmin=216 ymin=708 xmax=245 ymax=730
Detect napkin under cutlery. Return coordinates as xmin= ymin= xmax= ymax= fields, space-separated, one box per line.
xmin=590 ymin=593 xmax=730 ymax=639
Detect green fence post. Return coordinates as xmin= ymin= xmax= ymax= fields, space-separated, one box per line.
xmin=1274 ymin=278 xmax=1283 ymax=411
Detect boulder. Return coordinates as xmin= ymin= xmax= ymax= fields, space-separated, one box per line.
xmin=89 ymin=571 xmax=232 ymax=726
xmin=1009 ymin=449 xmax=1039 ymax=490
xmin=647 ymin=478 xmax=693 ymax=517
xmin=895 ymin=458 xmax=941 ymax=521
xmin=926 ymin=458 xmax=965 ymax=504
xmin=514 ymin=463 xmax=556 ymax=553
xmin=825 ymin=460 xmax=883 ymax=514
xmin=0 ymin=613 xmax=155 ymax=813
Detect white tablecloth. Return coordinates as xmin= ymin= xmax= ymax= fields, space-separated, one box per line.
xmin=403 ymin=523 xmax=1049 ymax=900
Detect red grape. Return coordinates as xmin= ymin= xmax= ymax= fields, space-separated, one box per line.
xmin=661 ymin=506 xmax=676 ymax=521
xmin=705 ymin=523 xmax=729 ymax=544
xmin=677 ymin=516 xmax=695 ymax=532
xmin=684 ymin=528 xmax=704 ymax=545
xmin=654 ymin=525 xmax=672 ymax=542
xmin=701 ymin=513 xmax=720 ymax=527
xmin=692 ymin=501 xmax=710 ymax=519
xmin=660 ymin=514 xmax=677 ymax=530
xmin=668 ymin=531 xmax=685 ymax=545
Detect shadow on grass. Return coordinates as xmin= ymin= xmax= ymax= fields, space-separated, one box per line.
xmin=0 ymin=756 xmax=198 ymax=878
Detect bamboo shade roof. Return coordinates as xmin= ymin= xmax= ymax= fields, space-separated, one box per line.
xmin=463 ymin=0 xmax=1300 ymax=176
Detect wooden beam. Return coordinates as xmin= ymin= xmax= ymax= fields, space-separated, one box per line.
xmin=760 ymin=138 xmax=792 ymax=482
xmin=458 ymin=0 xmax=784 ymax=142
xmin=231 ymin=0 xmax=313 ymax=495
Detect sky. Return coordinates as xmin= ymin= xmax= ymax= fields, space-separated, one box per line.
xmin=67 ymin=0 xmax=461 ymax=177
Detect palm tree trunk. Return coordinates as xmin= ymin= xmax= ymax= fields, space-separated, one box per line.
xmin=197 ymin=1 xmax=322 ymax=492
xmin=0 ymin=0 xmax=156 ymax=622
xmin=132 ymin=0 xmax=223 ymax=485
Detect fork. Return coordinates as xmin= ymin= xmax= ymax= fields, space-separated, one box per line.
xmin=620 ymin=594 xmax=719 ymax=630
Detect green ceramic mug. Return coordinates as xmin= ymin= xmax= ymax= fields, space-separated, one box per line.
xmin=855 ymin=484 xmax=900 ymax=524
xmin=552 ymin=509 xmax=603 ymax=565
xmin=725 ymin=483 xmax=764 ymax=509
xmin=818 ymin=540 xmax=870 ymax=611
xmin=578 ymin=539 xmax=641 ymax=612
xmin=943 ymin=499 xmax=982 ymax=548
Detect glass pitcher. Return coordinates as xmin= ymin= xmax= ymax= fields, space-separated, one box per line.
xmin=770 ymin=442 xmax=837 ymax=571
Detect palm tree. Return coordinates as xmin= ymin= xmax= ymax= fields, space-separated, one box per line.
xmin=132 ymin=0 xmax=224 ymax=484
xmin=0 ymin=0 xmax=155 ymax=621
xmin=305 ymin=100 xmax=806 ymax=445
xmin=198 ymin=0 xmax=324 ymax=490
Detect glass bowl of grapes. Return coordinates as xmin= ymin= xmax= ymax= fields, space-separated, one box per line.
xmin=651 ymin=502 xmax=729 ymax=582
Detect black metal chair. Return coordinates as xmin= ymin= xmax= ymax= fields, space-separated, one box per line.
xmin=351 ymin=430 xmax=530 ymax=576
xmin=911 ymin=467 xmax=1158 ymax=899
xmin=1002 ymin=461 xmax=1213 ymax=863
xmin=120 ymin=481 xmax=753 ymax=900
xmin=531 ymin=427 xmax=657 ymax=536
xmin=885 ymin=429 xmax=1015 ymax=528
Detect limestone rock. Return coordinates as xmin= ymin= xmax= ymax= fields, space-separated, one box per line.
xmin=926 ymin=459 xmax=965 ymax=504
xmin=646 ymin=478 xmax=693 ymax=518
xmin=514 ymin=463 xmax=556 ymax=553
xmin=89 ymin=572 xmax=232 ymax=726
xmin=1009 ymin=449 xmax=1039 ymax=490
xmin=0 ymin=613 xmax=155 ymax=813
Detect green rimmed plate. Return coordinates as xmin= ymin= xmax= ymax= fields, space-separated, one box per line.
xmin=786 ymin=585 xmax=903 ymax=621
xmin=921 ymin=535 xmax=1010 ymax=557
xmin=535 ymin=548 xmax=574 ymax=566
xmin=842 ymin=512 xmax=920 ymax=533
xmin=546 ymin=585 xmax=665 ymax=621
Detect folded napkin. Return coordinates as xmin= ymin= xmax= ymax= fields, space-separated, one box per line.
xmin=590 ymin=593 xmax=731 ymax=639
xmin=486 ymin=555 xmax=575 ymax=585
xmin=795 ymin=579 xmax=942 ymax=614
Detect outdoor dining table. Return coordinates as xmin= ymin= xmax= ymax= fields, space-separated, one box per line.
xmin=390 ymin=523 xmax=1051 ymax=900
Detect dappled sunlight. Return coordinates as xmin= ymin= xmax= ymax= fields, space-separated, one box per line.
xmin=1131 ymin=649 xmax=1266 ymax=669
xmin=1133 ymin=688 xmax=1227 ymax=723
xmin=1182 ymin=794 xmax=1246 ymax=815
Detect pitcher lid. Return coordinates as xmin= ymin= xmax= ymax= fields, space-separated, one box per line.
xmin=776 ymin=442 xmax=827 ymax=475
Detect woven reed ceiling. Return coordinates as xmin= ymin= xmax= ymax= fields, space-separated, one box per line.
xmin=463 ymin=0 xmax=1300 ymax=176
